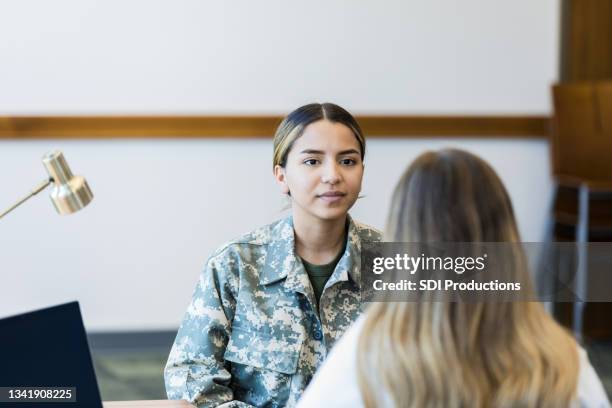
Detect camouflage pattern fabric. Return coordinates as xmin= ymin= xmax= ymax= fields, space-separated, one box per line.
xmin=164 ymin=215 xmax=381 ymax=407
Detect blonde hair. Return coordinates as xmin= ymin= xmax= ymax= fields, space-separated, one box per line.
xmin=357 ymin=149 xmax=579 ymax=408
xmin=272 ymin=103 xmax=365 ymax=169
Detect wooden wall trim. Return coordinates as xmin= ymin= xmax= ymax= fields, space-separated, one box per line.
xmin=0 ymin=115 xmax=549 ymax=139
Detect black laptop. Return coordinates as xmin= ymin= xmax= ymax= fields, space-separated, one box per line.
xmin=0 ymin=301 xmax=103 ymax=407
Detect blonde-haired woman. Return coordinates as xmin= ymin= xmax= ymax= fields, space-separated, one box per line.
xmin=297 ymin=149 xmax=609 ymax=408
xmin=164 ymin=103 xmax=381 ymax=407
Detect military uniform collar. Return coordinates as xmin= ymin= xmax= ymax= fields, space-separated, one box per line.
xmin=260 ymin=215 xmax=362 ymax=290
xmin=260 ymin=216 xmax=298 ymax=286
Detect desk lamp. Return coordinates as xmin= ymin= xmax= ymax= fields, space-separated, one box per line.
xmin=0 ymin=150 xmax=93 ymax=219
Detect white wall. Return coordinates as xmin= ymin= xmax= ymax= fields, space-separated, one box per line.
xmin=0 ymin=0 xmax=558 ymax=114
xmin=0 ymin=0 xmax=560 ymax=330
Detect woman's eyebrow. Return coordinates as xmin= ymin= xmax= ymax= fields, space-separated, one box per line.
xmin=299 ymin=149 xmax=324 ymax=155
xmin=298 ymin=149 xmax=360 ymax=155
xmin=337 ymin=149 xmax=360 ymax=156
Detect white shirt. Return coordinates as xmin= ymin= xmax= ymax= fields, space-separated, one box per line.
xmin=297 ymin=315 xmax=611 ymax=408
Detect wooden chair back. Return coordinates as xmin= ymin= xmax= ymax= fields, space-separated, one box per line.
xmin=552 ymin=82 xmax=612 ymax=183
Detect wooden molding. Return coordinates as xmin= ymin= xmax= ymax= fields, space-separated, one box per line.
xmin=357 ymin=116 xmax=549 ymax=138
xmin=0 ymin=115 xmax=549 ymax=139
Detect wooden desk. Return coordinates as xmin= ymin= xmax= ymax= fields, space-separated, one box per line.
xmin=103 ymin=401 xmax=195 ymax=407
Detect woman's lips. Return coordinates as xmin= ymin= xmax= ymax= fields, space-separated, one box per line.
xmin=318 ymin=192 xmax=346 ymax=203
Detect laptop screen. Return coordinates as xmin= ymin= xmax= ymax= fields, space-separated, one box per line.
xmin=0 ymin=301 xmax=103 ymax=407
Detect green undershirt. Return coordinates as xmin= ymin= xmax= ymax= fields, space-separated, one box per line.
xmin=301 ymin=240 xmax=347 ymax=308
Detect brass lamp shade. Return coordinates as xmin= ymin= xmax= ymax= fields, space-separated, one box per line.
xmin=42 ymin=151 xmax=93 ymax=215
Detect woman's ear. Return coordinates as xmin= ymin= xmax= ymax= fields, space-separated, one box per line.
xmin=273 ymin=165 xmax=290 ymax=195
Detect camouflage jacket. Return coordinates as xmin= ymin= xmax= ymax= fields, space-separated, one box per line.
xmin=164 ymin=215 xmax=381 ymax=408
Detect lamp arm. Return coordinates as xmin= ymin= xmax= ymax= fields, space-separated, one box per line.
xmin=0 ymin=178 xmax=53 ymax=220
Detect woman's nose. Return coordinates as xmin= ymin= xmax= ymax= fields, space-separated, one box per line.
xmin=321 ymin=162 xmax=341 ymax=184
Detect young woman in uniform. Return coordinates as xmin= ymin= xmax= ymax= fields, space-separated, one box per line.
xmin=165 ymin=103 xmax=382 ymax=407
